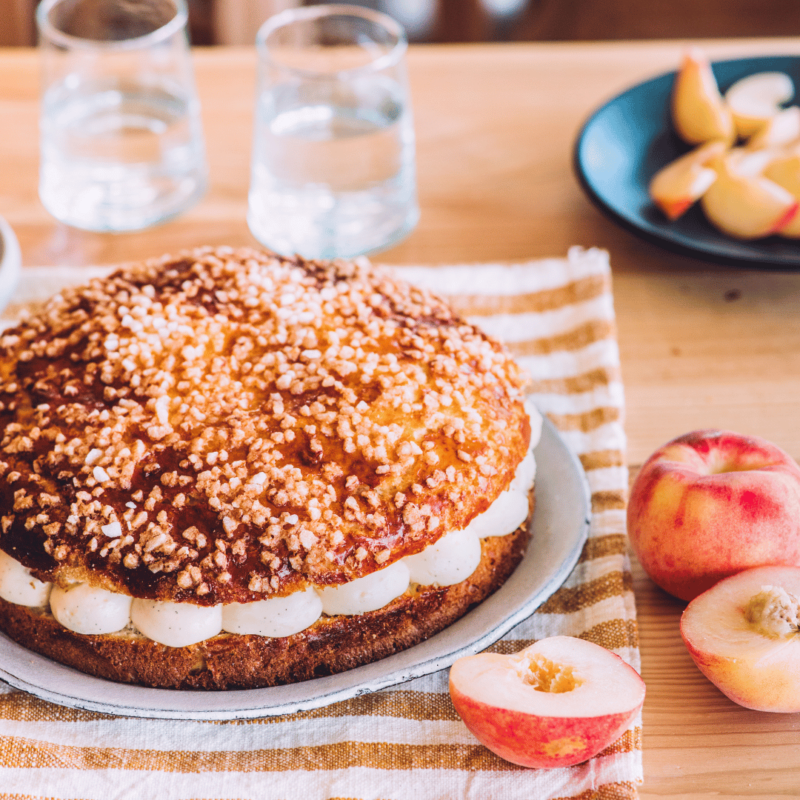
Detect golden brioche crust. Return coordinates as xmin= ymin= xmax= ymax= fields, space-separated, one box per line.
xmin=0 ymin=247 xmax=530 ymax=605
xmin=0 ymin=515 xmax=532 ymax=689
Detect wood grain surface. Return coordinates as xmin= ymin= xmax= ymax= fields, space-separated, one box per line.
xmin=2 ymin=38 xmax=800 ymax=798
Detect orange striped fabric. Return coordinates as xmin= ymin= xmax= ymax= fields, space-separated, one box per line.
xmin=0 ymin=247 xmax=641 ymax=800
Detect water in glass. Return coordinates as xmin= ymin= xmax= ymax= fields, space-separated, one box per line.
xmin=39 ymin=78 xmax=206 ymax=232
xmin=248 ymin=78 xmax=418 ymax=259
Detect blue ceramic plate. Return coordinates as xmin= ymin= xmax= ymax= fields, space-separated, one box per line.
xmin=574 ymin=55 xmax=800 ymax=269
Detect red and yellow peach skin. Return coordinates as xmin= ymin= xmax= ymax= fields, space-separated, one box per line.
xmin=628 ymin=430 xmax=800 ymax=601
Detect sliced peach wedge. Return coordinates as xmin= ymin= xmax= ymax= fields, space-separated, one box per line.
xmin=724 ymin=145 xmax=779 ymax=177
xmin=700 ymin=152 xmax=798 ymax=239
xmin=671 ymin=48 xmax=735 ymax=146
xmin=724 ymin=71 xmax=795 ymax=140
xmin=763 ymin=151 xmax=800 ymax=237
xmin=681 ymin=566 xmax=800 ymax=713
xmin=747 ymin=105 xmax=800 ymax=150
xmin=649 ymin=141 xmax=726 ymax=220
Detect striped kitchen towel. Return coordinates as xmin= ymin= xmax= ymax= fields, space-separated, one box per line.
xmin=0 ymin=246 xmax=641 ymax=800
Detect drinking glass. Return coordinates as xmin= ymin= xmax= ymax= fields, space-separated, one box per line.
xmin=248 ymin=4 xmax=419 ymax=259
xmin=36 ymin=0 xmax=207 ymax=232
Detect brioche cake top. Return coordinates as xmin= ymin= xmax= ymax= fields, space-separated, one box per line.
xmin=0 ymin=247 xmax=531 ymax=605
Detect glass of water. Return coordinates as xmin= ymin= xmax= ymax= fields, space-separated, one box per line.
xmin=248 ymin=4 xmax=419 ymax=260
xmin=36 ymin=0 xmax=207 ymax=232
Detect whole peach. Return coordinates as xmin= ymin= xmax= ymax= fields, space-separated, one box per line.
xmin=628 ymin=429 xmax=800 ymax=601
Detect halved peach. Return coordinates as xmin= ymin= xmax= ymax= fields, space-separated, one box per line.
xmin=649 ymin=141 xmax=726 ymax=220
xmin=724 ymin=71 xmax=794 ymax=139
xmin=449 ymin=636 xmax=645 ymax=769
xmin=671 ymin=48 xmax=735 ymax=145
xmin=681 ymin=566 xmax=800 ymax=713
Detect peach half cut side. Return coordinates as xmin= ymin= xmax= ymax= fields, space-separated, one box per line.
xmin=681 ymin=565 xmax=800 ymax=713
xmin=448 ymin=636 xmax=645 ymax=769
xmin=724 ymin=71 xmax=795 ymax=140
xmin=671 ymin=48 xmax=735 ymax=146
xmin=649 ymin=141 xmax=726 ymax=220
xmin=700 ymin=154 xmax=798 ymax=239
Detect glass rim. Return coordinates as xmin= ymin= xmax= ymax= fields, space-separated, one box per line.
xmin=256 ymin=4 xmax=407 ymax=78
xmin=36 ymin=0 xmax=188 ymax=51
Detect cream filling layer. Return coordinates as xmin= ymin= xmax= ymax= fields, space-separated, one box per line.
xmin=0 ymin=404 xmax=543 ymax=647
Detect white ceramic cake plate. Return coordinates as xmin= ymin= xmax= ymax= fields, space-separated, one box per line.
xmin=0 ymin=415 xmax=590 ymax=720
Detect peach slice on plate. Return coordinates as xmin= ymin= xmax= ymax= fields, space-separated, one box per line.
xmin=747 ymin=105 xmax=800 ymax=150
xmin=671 ymin=48 xmax=735 ymax=145
xmin=764 ymin=152 xmax=800 ymax=237
xmin=649 ymin=140 xmax=726 ymax=220
xmin=725 ymin=145 xmax=780 ymax=177
xmin=681 ymin=565 xmax=800 ymax=712
xmin=700 ymin=153 xmax=798 ymax=239
xmin=448 ymin=636 xmax=645 ymax=769
xmin=724 ymin=71 xmax=794 ymax=139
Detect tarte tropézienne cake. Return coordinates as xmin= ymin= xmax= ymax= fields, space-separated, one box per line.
xmin=0 ymin=246 xmax=542 ymax=689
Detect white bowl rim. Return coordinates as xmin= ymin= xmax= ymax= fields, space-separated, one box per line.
xmin=0 ymin=215 xmax=22 ymax=317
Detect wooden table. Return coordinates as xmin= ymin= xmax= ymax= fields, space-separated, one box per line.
xmin=2 ymin=38 xmax=800 ymax=798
